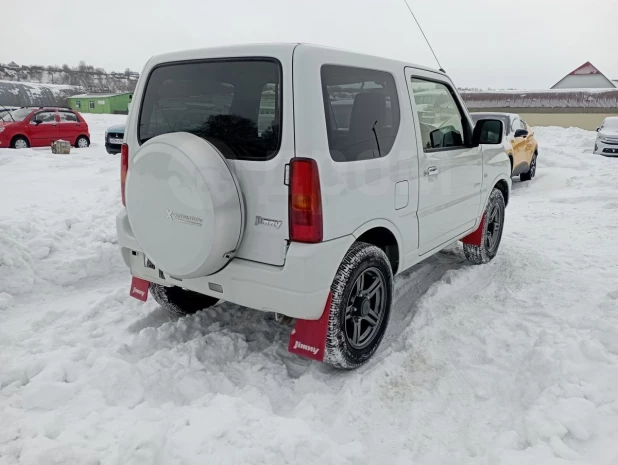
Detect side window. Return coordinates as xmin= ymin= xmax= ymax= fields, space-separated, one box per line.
xmin=59 ymin=111 xmax=78 ymax=122
xmin=409 ymin=78 xmax=465 ymax=151
xmin=34 ymin=111 xmax=57 ymax=124
xmin=511 ymin=117 xmax=522 ymax=133
xmin=89 ymin=101 xmax=95 ymax=109
xmin=321 ymin=65 xmax=400 ymax=162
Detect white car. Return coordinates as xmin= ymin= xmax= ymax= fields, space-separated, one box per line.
xmin=116 ymin=44 xmax=511 ymax=369
xmin=595 ymin=116 xmax=618 ymax=156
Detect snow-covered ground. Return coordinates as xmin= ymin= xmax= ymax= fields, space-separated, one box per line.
xmin=1 ymin=115 xmax=618 ymax=465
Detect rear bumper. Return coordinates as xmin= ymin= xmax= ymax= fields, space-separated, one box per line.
xmin=116 ymin=210 xmax=354 ymax=319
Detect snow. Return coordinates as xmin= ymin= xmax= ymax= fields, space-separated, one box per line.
xmin=2 ymin=115 xmax=618 ymax=465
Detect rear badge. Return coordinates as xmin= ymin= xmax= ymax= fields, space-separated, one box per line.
xmin=166 ymin=209 xmax=203 ymax=227
xmin=255 ymin=216 xmax=282 ymax=229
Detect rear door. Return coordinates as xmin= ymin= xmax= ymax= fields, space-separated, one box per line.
xmin=405 ymin=69 xmax=483 ymax=254
xmin=29 ymin=111 xmax=59 ymax=146
xmin=135 ymin=51 xmax=294 ymax=267
xmin=58 ymin=110 xmax=81 ymax=144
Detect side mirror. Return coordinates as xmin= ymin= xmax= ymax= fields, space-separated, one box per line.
xmin=596 ymin=127 xmax=600 ymax=132
xmin=514 ymin=129 xmax=529 ymax=138
xmin=472 ymin=119 xmax=504 ymax=146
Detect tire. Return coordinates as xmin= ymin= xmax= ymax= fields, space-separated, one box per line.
xmin=463 ymin=188 xmax=506 ymax=265
xmin=75 ymin=136 xmax=90 ymax=148
xmin=149 ymin=283 xmax=219 ymax=315
xmin=323 ymin=242 xmax=393 ymax=369
xmin=520 ymin=151 xmax=537 ymax=181
xmin=11 ymin=136 xmax=29 ymax=149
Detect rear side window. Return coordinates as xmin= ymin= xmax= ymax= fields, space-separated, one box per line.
xmin=138 ymin=59 xmax=282 ymax=160
xmin=321 ymin=65 xmax=400 ymax=162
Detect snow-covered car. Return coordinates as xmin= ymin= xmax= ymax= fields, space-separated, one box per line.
xmin=471 ymin=112 xmax=539 ymax=181
xmin=594 ymin=116 xmax=618 ymax=156
xmin=105 ymin=123 xmax=125 ymax=154
xmin=117 ymin=43 xmax=511 ymax=369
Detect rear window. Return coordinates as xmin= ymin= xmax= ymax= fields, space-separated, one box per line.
xmin=138 ymin=59 xmax=282 ymax=160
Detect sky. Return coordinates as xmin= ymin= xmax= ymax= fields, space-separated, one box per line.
xmin=2 ymin=0 xmax=617 ymax=89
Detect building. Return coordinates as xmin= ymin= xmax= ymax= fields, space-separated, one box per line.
xmin=461 ymin=89 xmax=618 ymax=130
xmin=66 ymin=92 xmax=133 ymax=115
xmin=0 ymin=80 xmax=83 ymax=107
xmin=551 ymin=62 xmax=617 ymax=89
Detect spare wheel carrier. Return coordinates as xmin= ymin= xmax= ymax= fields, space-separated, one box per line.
xmin=125 ymin=132 xmax=245 ymax=278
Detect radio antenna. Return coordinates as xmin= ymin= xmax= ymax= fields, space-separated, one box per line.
xmin=402 ymin=0 xmax=445 ymax=73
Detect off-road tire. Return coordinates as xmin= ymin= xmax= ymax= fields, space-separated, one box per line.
xmin=323 ymin=242 xmax=393 ymax=369
xmin=149 ymin=283 xmax=219 ymax=315
xmin=463 ymin=188 xmax=506 ymax=265
xmin=520 ymin=151 xmax=537 ymax=182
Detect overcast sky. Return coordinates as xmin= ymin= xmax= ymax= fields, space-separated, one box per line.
xmin=3 ymin=0 xmax=616 ymax=89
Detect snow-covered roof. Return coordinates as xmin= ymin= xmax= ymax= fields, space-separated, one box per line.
xmin=461 ymin=89 xmax=618 ymax=110
xmin=68 ymin=92 xmax=132 ymax=99
xmin=0 ymin=80 xmax=84 ymax=107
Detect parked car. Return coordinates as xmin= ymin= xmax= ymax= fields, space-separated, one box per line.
xmin=594 ymin=117 xmax=618 ymax=156
xmin=105 ymin=123 xmax=125 ymax=154
xmin=0 ymin=107 xmax=90 ymax=149
xmin=117 ymin=44 xmax=511 ymax=369
xmin=471 ymin=112 xmax=538 ymax=181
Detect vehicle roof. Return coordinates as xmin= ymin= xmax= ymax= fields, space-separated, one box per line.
xmin=146 ymin=43 xmax=446 ymax=77
xmin=470 ymin=111 xmax=518 ymax=119
xmin=604 ymin=116 xmax=618 ymax=121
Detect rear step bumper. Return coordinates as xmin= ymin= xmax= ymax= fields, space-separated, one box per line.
xmin=117 ymin=210 xmax=355 ymax=320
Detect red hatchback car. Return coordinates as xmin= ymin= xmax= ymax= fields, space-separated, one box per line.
xmin=0 ymin=107 xmax=90 ymax=149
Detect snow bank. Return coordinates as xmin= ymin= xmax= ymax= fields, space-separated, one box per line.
xmin=1 ymin=118 xmax=618 ymax=465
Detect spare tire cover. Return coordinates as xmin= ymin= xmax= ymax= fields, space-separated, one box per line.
xmin=126 ymin=132 xmax=244 ymax=278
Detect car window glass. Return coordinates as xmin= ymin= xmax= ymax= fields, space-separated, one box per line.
xmin=2 ymin=108 xmax=33 ymax=122
xmin=321 ymin=65 xmax=400 ymax=162
xmin=35 ymin=111 xmax=56 ymax=124
xmin=59 ymin=111 xmax=78 ymax=122
xmin=139 ymin=59 xmax=282 ymax=161
xmin=511 ymin=118 xmax=522 ymax=133
xmin=409 ymin=78 xmax=465 ymax=151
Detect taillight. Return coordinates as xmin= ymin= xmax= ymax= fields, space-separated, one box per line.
xmin=289 ymin=158 xmax=323 ymax=243
xmin=121 ymin=144 xmax=128 ymax=206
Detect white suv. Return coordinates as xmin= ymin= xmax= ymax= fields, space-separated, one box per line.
xmin=117 ymin=43 xmax=511 ymax=369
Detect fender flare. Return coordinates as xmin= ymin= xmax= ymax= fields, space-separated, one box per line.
xmin=352 ymin=218 xmax=404 ymax=261
xmin=474 ymin=174 xmax=511 ymax=230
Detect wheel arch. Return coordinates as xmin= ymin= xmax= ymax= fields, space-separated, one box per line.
xmin=77 ymin=134 xmax=90 ymax=144
xmin=352 ymin=220 xmax=402 ymax=275
xmin=10 ymin=134 xmax=30 ymax=147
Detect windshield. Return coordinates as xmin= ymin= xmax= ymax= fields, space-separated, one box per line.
xmin=0 ymin=108 xmax=33 ymax=122
xmin=138 ymin=59 xmax=282 ymax=160
xmin=602 ymin=118 xmax=618 ymax=130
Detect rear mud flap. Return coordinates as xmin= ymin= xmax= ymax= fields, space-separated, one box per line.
xmin=288 ymin=293 xmax=332 ymax=362
xmin=130 ymin=276 xmax=150 ymax=302
xmin=461 ymin=214 xmax=485 ymax=246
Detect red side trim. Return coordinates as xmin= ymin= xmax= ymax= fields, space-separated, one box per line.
xmin=130 ymin=277 xmax=149 ymax=302
xmin=461 ymin=214 xmax=485 ymax=246
xmin=288 ymin=293 xmax=332 ymax=362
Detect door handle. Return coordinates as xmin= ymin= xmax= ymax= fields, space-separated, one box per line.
xmin=424 ymin=166 xmax=439 ymax=176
